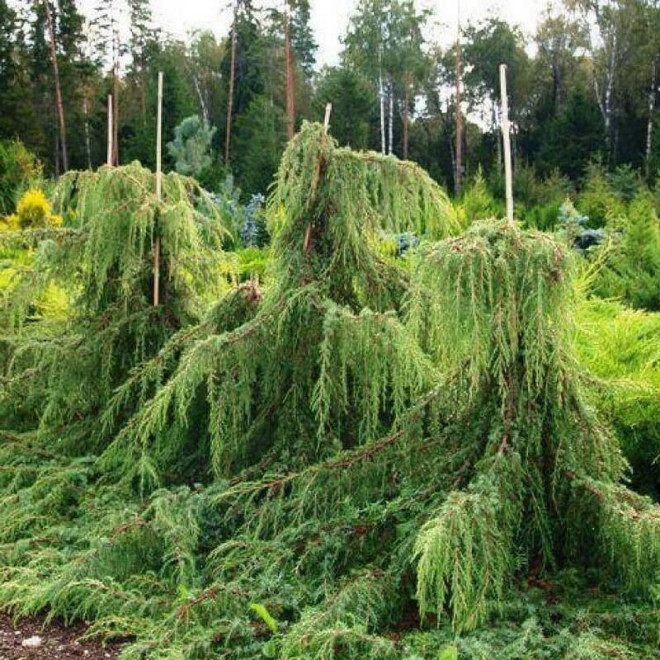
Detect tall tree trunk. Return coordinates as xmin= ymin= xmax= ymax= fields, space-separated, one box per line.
xmin=43 ymin=0 xmax=68 ymax=172
xmin=54 ymin=118 xmax=60 ymax=177
xmin=455 ymin=33 xmax=462 ymax=197
xmin=83 ymin=92 xmax=92 ymax=169
xmin=191 ymin=71 xmax=209 ymax=124
xmin=402 ymin=71 xmax=411 ymax=160
xmin=388 ymin=76 xmax=394 ymax=155
xmin=494 ymin=105 xmax=502 ymax=176
xmin=224 ymin=5 xmax=237 ymax=165
xmin=378 ymin=67 xmax=386 ymax=155
xmin=552 ymin=58 xmax=562 ymax=113
xmin=284 ymin=2 xmax=295 ymax=140
xmin=140 ymin=60 xmax=147 ymax=125
xmin=646 ymin=58 xmax=656 ymax=179
xmin=603 ymin=32 xmax=616 ymax=162
xmin=448 ymin=123 xmax=456 ymax=181
xmin=593 ymin=30 xmax=617 ymax=162
xmin=112 ymin=61 xmax=119 ymax=165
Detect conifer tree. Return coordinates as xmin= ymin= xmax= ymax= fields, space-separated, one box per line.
xmin=0 ymin=125 xmax=659 ymax=660
xmin=409 ymin=219 xmax=660 ymax=632
xmin=108 ymin=122 xmax=456 ymax=482
xmin=0 ymin=163 xmax=228 ymax=455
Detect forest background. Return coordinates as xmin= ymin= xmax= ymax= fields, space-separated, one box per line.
xmin=1 ymin=0 xmax=658 ymax=205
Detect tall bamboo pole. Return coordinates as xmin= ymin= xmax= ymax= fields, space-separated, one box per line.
xmin=284 ymin=1 xmax=296 ymax=140
xmin=403 ymin=71 xmax=411 ymax=159
xmin=499 ymin=64 xmax=514 ymax=224
xmin=112 ymin=61 xmax=119 ymax=165
xmin=154 ymin=72 xmax=163 ymax=307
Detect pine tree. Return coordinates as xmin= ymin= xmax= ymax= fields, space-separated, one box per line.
xmin=127 ymin=0 xmax=156 ymax=124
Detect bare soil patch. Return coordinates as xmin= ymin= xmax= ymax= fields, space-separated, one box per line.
xmin=0 ymin=614 xmax=122 ymax=659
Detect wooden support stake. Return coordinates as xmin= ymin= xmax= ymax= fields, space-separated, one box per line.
xmin=323 ymin=103 xmax=332 ymax=134
xmin=154 ymin=72 xmax=163 ymax=307
xmin=107 ymin=94 xmax=113 ymax=167
xmin=499 ymin=64 xmax=514 ymax=224
xmin=284 ymin=1 xmax=296 ymax=140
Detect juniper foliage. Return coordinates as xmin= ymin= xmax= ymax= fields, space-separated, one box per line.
xmin=408 ymin=220 xmax=660 ymax=633
xmin=0 ymin=128 xmax=658 ymax=659
xmin=107 ymin=122 xmax=456 ymax=486
xmin=0 ymin=162 xmax=228 ymax=453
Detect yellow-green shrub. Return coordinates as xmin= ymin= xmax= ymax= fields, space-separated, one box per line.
xmin=0 ymin=140 xmax=42 ymax=214
xmin=14 ymin=189 xmax=62 ymax=228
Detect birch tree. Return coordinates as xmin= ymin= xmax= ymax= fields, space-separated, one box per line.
xmin=344 ymin=0 xmax=390 ymax=154
xmin=568 ymin=0 xmax=639 ymax=161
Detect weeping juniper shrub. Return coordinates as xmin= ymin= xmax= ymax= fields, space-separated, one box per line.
xmin=1 ymin=128 xmax=659 ymax=659
xmin=0 ymin=124 xmax=459 ymax=657
xmin=408 ymin=220 xmax=660 ymax=634
xmin=0 ymin=161 xmax=228 ymax=559
xmin=104 ymin=121 xmax=457 ymax=487
xmin=0 ymin=163 xmax=227 ymax=450
xmin=576 ymin=298 xmax=660 ymax=499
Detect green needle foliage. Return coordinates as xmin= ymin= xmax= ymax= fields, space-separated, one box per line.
xmin=409 ymin=220 xmax=660 ymax=633
xmin=0 ymin=162 xmax=228 ymax=452
xmin=0 ymin=124 xmax=460 ymax=657
xmin=107 ymin=122 xmax=456 ymax=486
xmin=0 ymin=128 xmax=658 ymax=659
xmin=575 ymin=298 xmax=660 ymax=498
xmin=591 ymin=193 xmax=660 ymax=311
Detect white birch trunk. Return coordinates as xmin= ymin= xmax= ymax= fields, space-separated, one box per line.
xmin=379 ymin=69 xmax=386 ymax=155
xmin=646 ymin=59 xmax=657 ymax=178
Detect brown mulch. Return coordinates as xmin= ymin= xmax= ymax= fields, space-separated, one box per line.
xmin=0 ymin=614 xmax=123 ymax=659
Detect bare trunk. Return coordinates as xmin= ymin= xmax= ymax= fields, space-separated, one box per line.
xmin=552 ymin=58 xmax=562 ymax=113
xmin=112 ymin=61 xmax=119 ymax=165
xmin=192 ymin=72 xmax=209 ymax=124
xmin=603 ymin=31 xmax=616 ymax=161
xmin=378 ymin=68 xmax=385 ymax=154
xmin=140 ymin=61 xmax=147 ymax=125
xmin=224 ymin=7 xmax=237 ymax=165
xmin=494 ymin=104 xmax=502 ymax=176
xmin=455 ymin=34 xmax=462 ymax=197
xmin=284 ymin=2 xmax=295 ymax=140
xmin=388 ymin=76 xmax=394 ymax=155
xmin=83 ymin=93 xmax=92 ymax=169
xmin=43 ymin=0 xmax=68 ymax=172
xmin=448 ymin=123 xmax=455 ymax=180
xmin=54 ymin=119 xmax=60 ymax=177
xmin=646 ymin=59 xmax=656 ymax=179
xmin=403 ymin=72 xmax=410 ymax=160
xmin=593 ymin=29 xmax=617 ymax=162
